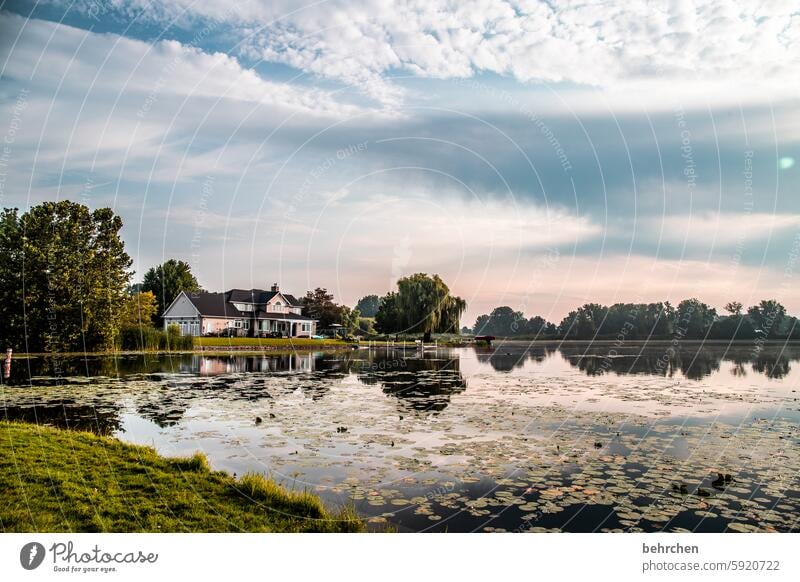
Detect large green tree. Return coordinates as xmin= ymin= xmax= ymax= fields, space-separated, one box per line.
xmin=374 ymin=292 xmax=400 ymax=334
xmin=0 ymin=209 xmax=25 ymax=350
xmin=376 ymin=273 xmax=466 ymax=341
xmin=301 ymin=287 xmax=359 ymax=333
xmin=0 ymin=201 xmax=132 ymax=352
xmin=141 ymin=259 xmax=201 ymax=322
xmin=355 ymin=294 xmax=380 ymax=318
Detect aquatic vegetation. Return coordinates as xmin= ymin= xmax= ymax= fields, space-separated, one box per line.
xmin=2 ymin=343 xmax=799 ymax=532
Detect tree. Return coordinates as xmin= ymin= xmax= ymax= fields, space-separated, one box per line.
xmin=85 ymin=208 xmax=135 ymax=349
xmin=0 ymin=209 xmax=25 ymax=350
xmin=526 ymin=315 xmax=553 ymax=337
xmin=374 ymin=292 xmax=401 ymax=334
xmin=394 ymin=273 xmax=466 ymax=341
xmin=474 ymin=306 xmax=522 ymax=336
xmin=673 ymin=298 xmax=717 ymax=338
xmin=300 ymin=287 xmax=355 ymax=331
xmin=141 ymin=259 xmax=201 ymax=322
xmin=725 ymin=301 xmax=743 ymax=316
xmin=340 ymin=306 xmax=361 ymax=335
xmin=355 ymin=294 xmax=380 ymax=318
xmin=472 ymin=314 xmax=490 ymax=335
xmin=118 ymin=291 xmax=159 ymax=329
xmin=2 ymin=201 xmax=132 ymax=352
xmin=358 ymin=317 xmax=376 ymax=335
xmin=747 ymin=299 xmax=786 ymax=337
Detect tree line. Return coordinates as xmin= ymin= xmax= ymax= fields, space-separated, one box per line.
xmin=468 ymin=299 xmax=799 ymax=340
xmin=0 ymin=202 xmax=198 ymax=352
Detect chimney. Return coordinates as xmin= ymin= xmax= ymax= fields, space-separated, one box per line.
xmin=270 ymin=283 xmax=279 ymax=292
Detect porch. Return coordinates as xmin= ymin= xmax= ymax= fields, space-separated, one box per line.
xmin=254 ymin=318 xmax=314 ymax=338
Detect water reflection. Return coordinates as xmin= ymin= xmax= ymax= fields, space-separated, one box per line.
xmin=473 ymin=342 xmax=795 ymax=380
xmin=2 ymin=343 xmax=798 ymax=432
xmin=1 ymin=401 xmax=122 ymax=435
xmin=2 ymin=341 xmax=799 ymax=533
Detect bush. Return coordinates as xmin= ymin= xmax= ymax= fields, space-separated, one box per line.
xmin=117 ymin=324 xmax=193 ymax=351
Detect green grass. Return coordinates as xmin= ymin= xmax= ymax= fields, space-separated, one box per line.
xmin=0 ymin=421 xmax=363 ymax=533
xmin=194 ymin=337 xmax=350 ymax=348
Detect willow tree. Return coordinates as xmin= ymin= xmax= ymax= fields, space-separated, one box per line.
xmin=392 ymin=273 xmax=466 ymax=342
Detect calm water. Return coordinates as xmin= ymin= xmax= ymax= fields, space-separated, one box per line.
xmin=2 ymin=341 xmax=799 ymax=532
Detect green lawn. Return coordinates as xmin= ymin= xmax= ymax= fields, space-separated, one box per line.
xmin=0 ymin=421 xmax=362 ymax=532
xmin=194 ymin=337 xmax=350 ymax=348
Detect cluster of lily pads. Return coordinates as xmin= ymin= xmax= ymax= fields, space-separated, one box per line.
xmin=2 ymin=347 xmax=798 ymax=532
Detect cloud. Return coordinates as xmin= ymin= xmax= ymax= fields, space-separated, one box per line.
xmin=0 ymin=12 xmax=385 ymax=192
xmin=53 ymin=0 xmax=800 ymax=108
xmin=644 ymin=212 xmax=800 ymax=246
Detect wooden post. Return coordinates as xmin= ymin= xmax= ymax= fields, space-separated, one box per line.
xmin=4 ymin=348 xmax=11 ymax=380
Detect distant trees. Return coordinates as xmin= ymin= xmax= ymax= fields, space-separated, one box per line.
xmin=374 ymin=274 xmax=466 ymax=341
xmin=141 ymin=259 xmax=201 ymax=322
xmin=355 ymin=294 xmax=380 ymax=317
xmin=725 ymin=301 xmax=743 ymax=316
xmin=473 ymin=307 xmax=557 ymax=337
xmin=747 ymin=299 xmax=786 ymax=337
xmin=471 ymin=298 xmax=798 ymax=340
xmin=0 ymin=202 xmax=132 ymax=352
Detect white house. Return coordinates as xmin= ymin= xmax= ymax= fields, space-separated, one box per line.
xmin=162 ymin=284 xmax=317 ymax=337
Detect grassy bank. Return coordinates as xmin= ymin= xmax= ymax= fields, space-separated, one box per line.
xmin=0 ymin=421 xmax=362 ymax=532
xmin=195 ymin=337 xmax=350 ymax=348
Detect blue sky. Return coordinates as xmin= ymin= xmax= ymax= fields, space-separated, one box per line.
xmin=1 ymin=0 xmax=798 ymax=323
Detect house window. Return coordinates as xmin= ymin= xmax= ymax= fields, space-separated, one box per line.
xmin=234 ymin=320 xmax=242 ymax=328
xmin=244 ymin=320 xmax=250 ymax=329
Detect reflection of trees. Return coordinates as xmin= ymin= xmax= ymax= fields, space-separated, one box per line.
xmin=559 ymin=345 xmax=721 ymax=379
xmin=555 ymin=343 xmax=799 ymax=380
xmin=752 ymin=355 xmax=791 ymax=379
xmin=472 ymin=345 xmax=555 ymax=372
xmin=730 ymin=362 xmax=747 ymax=377
xmin=357 ymin=351 xmax=466 ymax=413
xmin=1 ymin=402 xmax=122 ymax=435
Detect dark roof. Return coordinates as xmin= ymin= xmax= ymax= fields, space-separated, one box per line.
xmin=227 ymin=288 xmax=302 ymax=306
xmin=182 ymin=290 xmax=312 ymax=320
xmin=184 ymin=292 xmax=240 ymax=317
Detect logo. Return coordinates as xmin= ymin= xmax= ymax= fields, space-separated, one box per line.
xmin=20 ymin=542 xmax=46 ymax=570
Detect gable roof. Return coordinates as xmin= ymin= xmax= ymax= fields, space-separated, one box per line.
xmin=227 ymin=288 xmax=302 ymax=306
xmin=174 ymin=290 xmax=312 ymax=320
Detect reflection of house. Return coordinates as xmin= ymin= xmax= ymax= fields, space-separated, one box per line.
xmin=194 ymin=354 xmax=316 ymax=375
xmin=162 ymin=284 xmax=316 ymax=337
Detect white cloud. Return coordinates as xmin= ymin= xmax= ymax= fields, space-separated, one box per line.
xmin=0 ymin=13 xmax=382 ymax=191
xmin=644 ymin=212 xmax=800 ymax=246
xmin=62 ymin=0 xmax=800 ymax=108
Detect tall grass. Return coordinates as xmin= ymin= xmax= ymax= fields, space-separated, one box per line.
xmin=117 ymin=323 xmax=193 ymax=351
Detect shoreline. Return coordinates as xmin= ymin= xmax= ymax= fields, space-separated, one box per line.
xmin=0 ymin=420 xmax=363 ymax=533
xmin=7 ymin=337 xmax=799 ymax=358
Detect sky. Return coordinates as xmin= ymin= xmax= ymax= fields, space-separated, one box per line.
xmin=0 ymin=0 xmax=798 ymax=325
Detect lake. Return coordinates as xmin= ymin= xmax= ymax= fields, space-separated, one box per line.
xmin=2 ymin=341 xmax=799 ymax=532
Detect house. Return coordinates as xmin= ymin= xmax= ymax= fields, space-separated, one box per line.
xmin=161 ymin=283 xmax=316 ymax=337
